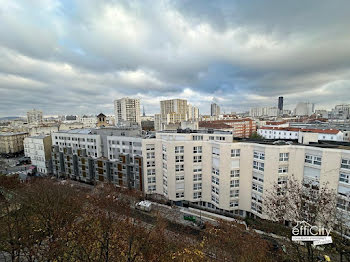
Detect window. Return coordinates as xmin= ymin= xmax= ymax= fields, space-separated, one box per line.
xmin=147 ymin=152 xmax=155 ymax=159
xmin=230 ymin=180 xmax=239 ymax=188
xmin=339 ymin=173 xmax=350 ymax=184
xmin=212 ymin=167 xmax=220 ymax=176
xmin=148 ymin=185 xmax=156 ymax=192
xmin=194 ymin=192 xmax=202 ymax=199
xmin=230 ymin=169 xmax=240 ymax=178
xmin=278 ymin=176 xmax=288 ymax=185
xmin=193 ymin=174 xmax=202 ymax=181
xmin=305 ymin=154 xmax=322 ymax=166
xmin=251 ymin=202 xmax=262 ymax=214
xmin=193 ymin=183 xmax=202 ymax=190
xmin=162 ymin=162 xmax=167 ymax=170
xmin=163 ymin=154 xmax=167 ymax=161
xmin=209 ymin=136 xmax=214 ymax=140
xmin=211 ymin=195 xmax=219 ymax=204
xmin=230 ymin=200 xmax=239 ymax=208
xmin=193 ymin=155 xmax=202 ymax=163
xmin=341 ymin=159 xmax=350 ymax=170
xmin=147 ymin=177 xmax=156 ymax=184
xmin=254 ymin=151 xmax=265 ymax=160
xmin=175 ymin=146 xmax=184 ymax=154
xmin=252 ymin=193 xmax=263 ymax=203
xmin=212 ymin=147 xmax=220 ymax=156
xmin=175 ymin=155 xmax=184 ymax=162
xmin=176 ymin=175 xmax=184 ymax=181
xmin=278 ymin=166 xmax=288 ymax=174
xmin=176 ymin=192 xmax=184 ymax=198
xmin=279 ymin=153 xmax=289 ymax=161
xmin=211 ymin=185 xmax=220 ymax=195
xmin=193 ymin=146 xmax=202 ymax=154
xmin=146 ymin=145 xmax=155 ymax=151
xmin=216 ymin=136 xmax=225 ymax=141
xmin=231 ymin=149 xmax=240 ymax=157
xmin=193 ymin=168 xmax=202 ymax=173
xmin=252 ymin=183 xmax=263 ymax=193
xmin=211 ymin=176 xmax=219 ymax=185
xmin=147 ymin=169 xmax=156 ymax=176
xmin=162 ymin=145 xmax=167 ymax=152
xmin=175 ymin=164 xmax=184 ymax=172
xmin=193 ymin=135 xmax=203 ymax=141
xmin=230 ymin=189 xmax=239 ymax=198
xmin=147 ymin=161 xmax=155 ymax=167
xmin=253 ymin=161 xmax=264 ymax=171
xmin=252 ymin=172 xmax=264 ymax=183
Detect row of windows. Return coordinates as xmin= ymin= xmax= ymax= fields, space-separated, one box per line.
xmin=305 ymin=154 xmax=322 ymax=166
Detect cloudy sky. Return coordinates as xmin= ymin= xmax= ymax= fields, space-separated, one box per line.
xmin=1 ymin=0 xmax=350 ymax=117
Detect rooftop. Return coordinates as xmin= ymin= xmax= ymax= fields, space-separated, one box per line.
xmin=259 ymin=126 xmax=340 ymax=134
xmin=57 ymin=129 xmax=92 ymax=134
xmin=0 ymin=131 xmax=28 ymax=136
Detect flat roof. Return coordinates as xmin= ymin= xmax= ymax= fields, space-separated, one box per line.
xmin=259 ymin=126 xmax=340 ymax=134
xmin=0 ymin=132 xmax=28 ymax=136
xmin=56 ymin=129 xmax=92 ymax=134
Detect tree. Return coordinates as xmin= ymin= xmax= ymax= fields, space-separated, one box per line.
xmin=264 ymin=175 xmax=337 ymax=262
xmin=250 ymin=132 xmax=264 ymax=140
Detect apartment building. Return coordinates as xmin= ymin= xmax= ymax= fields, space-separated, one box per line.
xmin=27 ymin=109 xmax=43 ymax=124
xmin=142 ymin=130 xmax=350 ymax=220
xmin=249 ymin=106 xmax=278 ymax=117
xmin=258 ymin=127 xmax=344 ymax=142
xmin=210 ymin=103 xmax=220 ymax=117
xmin=295 ymin=102 xmax=315 ymax=116
xmin=114 ymin=97 xmax=141 ymax=126
xmin=199 ymin=119 xmax=256 ymax=138
xmin=0 ymin=132 xmax=28 ymax=155
xmin=24 ymin=135 xmax=52 ymax=174
xmin=51 ymin=127 xmax=144 ymax=190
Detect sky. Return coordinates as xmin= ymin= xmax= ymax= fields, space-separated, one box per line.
xmin=1 ymin=0 xmax=350 ymax=117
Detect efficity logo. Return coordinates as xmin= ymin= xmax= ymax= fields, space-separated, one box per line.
xmin=291 ymin=221 xmax=332 ymax=246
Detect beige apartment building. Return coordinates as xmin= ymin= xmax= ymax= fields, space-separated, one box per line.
xmin=0 ymin=132 xmax=29 ymax=155
xmin=142 ymin=130 xmax=350 ymax=220
xmin=114 ymin=97 xmax=141 ymax=126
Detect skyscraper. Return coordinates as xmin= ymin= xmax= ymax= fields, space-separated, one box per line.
xmin=211 ymin=103 xmax=220 ymax=117
xmin=114 ymin=97 xmax=141 ymax=126
xmin=278 ymin=97 xmax=283 ymax=111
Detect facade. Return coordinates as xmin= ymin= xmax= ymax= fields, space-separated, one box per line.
xmin=258 ymin=127 xmax=344 ymax=143
xmin=157 ymin=99 xmax=188 ymax=131
xmin=210 ymin=103 xmax=220 ymax=117
xmin=249 ymin=106 xmax=278 ymax=117
xmin=79 ymin=115 xmax=97 ymax=128
xmin=24 ymin=135 xmax=52 ymax=174
xmin=295 ymin=102 xmax=315 ymax=116
xmin=199 ymin=119 xmax=256 ymax=138
xmin=187 ymin=104 xmax=199 ymax=121
xmin=0 ymin=132 xmax=28 ymax=154
xmin=27 ymin=109 xmax=43 ymax=124
xmin=142 ymin=130 xmax=350 ymax=221
xmin=51 ymin=128 xmax=144 ymax=190
xmin=332 ymin=104 xmax=350 ymax=119
xmin=114 ymin=97 xmax=141 ymax=126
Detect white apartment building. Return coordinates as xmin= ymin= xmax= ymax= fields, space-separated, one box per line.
xmin=141 ymin=130 xmax=350 ymax=220
xmin=79 ymin=115 xmax=97 ymax=128
xmin=187 ymin=104 xmax=199 ymax=121
xmin=27 ymin=109 xmax=43 ymax=124
xmin=258 ymin=127 xmax=344 ymax=143
xmin=295 ymin=102 xmax=315 ymax=116
xmin=114 ymin=98 xmax=141 ymax=126
xmin=52 ymin=129 xmax=102 ymax=158
xmin=24 ymin=135 xmax=52 ymax=174
xmin=249 ymin=106 xmax=278 ymax=117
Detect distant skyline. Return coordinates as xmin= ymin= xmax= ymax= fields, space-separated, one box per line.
xmin=1 ymin=0 xmax=350 ymax=117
